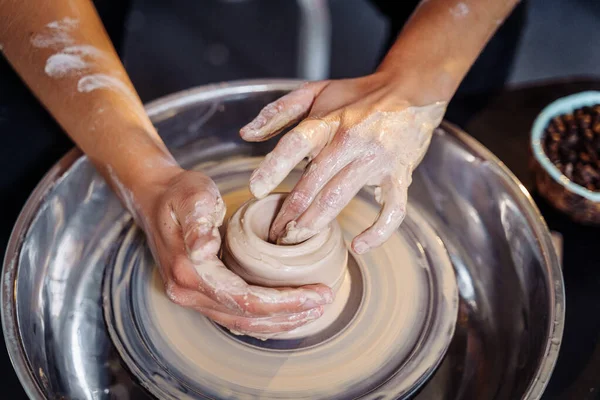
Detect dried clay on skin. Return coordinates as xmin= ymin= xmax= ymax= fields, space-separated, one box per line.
xmin=77 ymin=73 xmax=137 ymax=101
xmin=45 ymin=45 xmax=108 ymax=78
xmin=31 ymin=17 xmax=79 ymax=49
xmin=33 ymin=17 xmax=140 ymax=114
xmin=278 ymin=102 xmax=447 ymax=248
xmin=449 ymin=2 xmax=469 ymax=18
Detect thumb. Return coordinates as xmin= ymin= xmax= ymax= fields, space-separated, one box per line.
xmin=177 ymin=193 xmax=226 ymax=263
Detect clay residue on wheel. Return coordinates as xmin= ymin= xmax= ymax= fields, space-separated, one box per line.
xmin=131 ymin=163 xmax=457 ymax=399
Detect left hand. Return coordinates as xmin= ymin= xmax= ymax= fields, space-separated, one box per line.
xmin=240 ymin=73 xmax=446 ymax=254
xmin=133 ymin=168 xmax=332 ymax=338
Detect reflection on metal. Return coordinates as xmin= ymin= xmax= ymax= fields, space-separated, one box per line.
xmin=550 ymin=231 xmax=563 ymax=267
xmin=297 ymin=0 xmax=331 ymax=80
xmin=1 ymin=80 xmax=564 ymax=400
xmin=103 ymin=165 xmax=459 ymax=399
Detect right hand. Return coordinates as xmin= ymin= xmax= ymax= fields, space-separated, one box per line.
xmin=135 ymin=167 xmax=333 ymax=338
xmin=240 ymin=76 xmax=445 ymax=253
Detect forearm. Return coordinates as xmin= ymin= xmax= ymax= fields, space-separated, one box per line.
xmin=0 ymin=0 xmax=178 ymax=214
xmin=377 ymin=0 xmax=520 ymax=104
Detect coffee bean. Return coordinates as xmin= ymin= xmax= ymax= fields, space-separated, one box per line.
xmin=551 ymin=132 xmax=561 ymax=142
xmin=566 ymin=133 xmax=579 ymax=147
xmin=565 ymin=163 xmax=574 ymax=179
xmin=580 ymin=152 xmax=591 ymax=163
xmin=580 ymin=114 xmax=592 ymax=130
xmin=554 ymin=118 xmax=566 ymax=133
xmin=542 ymin=103 xmax=600 ymax=191
xmin=580 ymin=164 xmax=600 ymax=183
xmin=584 ymin=143 xmax=598 ymax=160
xmin=568 ymin=122 xmax=579 ymax=133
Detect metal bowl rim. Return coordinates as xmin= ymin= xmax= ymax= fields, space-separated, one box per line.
xmin=1 ymin=79 xmax=565 ymax=400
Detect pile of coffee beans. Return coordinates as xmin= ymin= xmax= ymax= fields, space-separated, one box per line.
xmin=543 ymin=104 xmax=600 ymax=191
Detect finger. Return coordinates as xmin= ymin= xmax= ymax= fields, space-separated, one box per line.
xmin=194 ymin=257 xmax=334 ymax=316
xmin=240 ymin=81 xmax=329 ymax=142
xmin=269 ymin=142 xmax=353 ymax=242
xmin=240 ymin=283 xmax=333 ymax=316
xmin=249 ymin=119 xmax=331 ymax=199
xmin=175 ymin=190 xmax=226 ymax=263
xmin=278 ymin=159 xmax=373 ymax=244
xmin=168 ymin=254 xmax=333 ymax=316
xmin=165 ymin=281 xmax=331 ymax=319
xmin=351 ymin=173 xmax=409 ymax=254
xmin=204 ymin=306 xmax=325 ymax=338
xmin=164 ymin=281 xmax=232 ymax=314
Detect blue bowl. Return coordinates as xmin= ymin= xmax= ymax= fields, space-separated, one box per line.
xmin=531 ymin=91 xmax=600 ymax=223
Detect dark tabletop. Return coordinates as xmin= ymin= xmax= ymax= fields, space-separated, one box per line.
xmin=461 ymin=78 xmax=600 ymax=400
xmin=2 ymin=78 xmax=600 ymax=399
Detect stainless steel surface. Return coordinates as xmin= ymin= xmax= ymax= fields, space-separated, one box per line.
xmin=2 ymin=80 xmax=564 ymax=399
xmin=103 ymin=157 xmax=459 ymax=399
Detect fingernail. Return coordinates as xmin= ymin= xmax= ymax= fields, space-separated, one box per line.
xmin=186 ymin=227 xmax=220 ymax=262
xmin=353 ymin=240 xmax=369 ymax=254
xmin=279 ymin=221 xmax=316 ymax=245
xmin=302 ymin=299 xmax=321 ymax=309
xmin=307 ymin=307 xmax=324 ymax=319
xmin=241 ymin=115 xmax=267 ymax=136
xmin=321 ymin=289 xmax=334 ymax=304
xmin=249 ymin=177 xmax=270 ymax=199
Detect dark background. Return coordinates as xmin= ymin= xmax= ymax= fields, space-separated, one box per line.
xmin=2 ymin=0 xmax=600 ymax=398
xmin=120 ymin=0 xmax=600 ymax=100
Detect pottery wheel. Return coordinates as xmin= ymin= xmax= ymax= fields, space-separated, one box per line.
xmin=103 ymin=158 xmax=459 ymax=400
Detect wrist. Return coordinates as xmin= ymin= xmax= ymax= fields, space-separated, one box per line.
xmin=129 ymin=161 xmax=182 ymax=207
xmin=104 ymin=155 xmax=182 ymax=223
xmin=375 ymin=60 xmax=457 ymax=106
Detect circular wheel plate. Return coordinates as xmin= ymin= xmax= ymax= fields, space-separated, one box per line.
xmin=103 ymin=158 xmax=458 ymax=400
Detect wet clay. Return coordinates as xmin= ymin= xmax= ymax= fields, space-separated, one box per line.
xmin=222 ymin=193 xmax=350 ymax=339
xmin=123 ymin=160 xmax=458 ymax=399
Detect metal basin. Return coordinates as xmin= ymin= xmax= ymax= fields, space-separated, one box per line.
xmin=1 ymin=80 xmax=564 ymax=399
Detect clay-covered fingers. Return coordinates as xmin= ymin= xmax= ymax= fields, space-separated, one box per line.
xmin=278 ymin=160 xmax=374 ymax=244
xmin=172 ymin=188 xmax=226 ymax=263
xmin=203 ymin=307 xmax=325 ymax=338
xmin=249 ymin=119 xmax=331 ymax=199
xmin=268 ymin=144 xmax=353 ymax=242
xmin=165 ymin=282 xmax=227 ymax=313
xmin=166 ymin=283 xmax=325 ymax=338
xmin=352 ymin=174 xmax=409 ymax=254
xmin=191 ymin=257 xmax=333 ymax=317
xmin=236 ymin=283 xmax=333 ymax=316
xmin=240 ymin=81 xmax=330 ymax=142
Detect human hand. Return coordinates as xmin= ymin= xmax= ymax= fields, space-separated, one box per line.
xmin=240 ymin=73 xmax=446 ymax=254
xmin=135 ymin=168 xmax=333 ymax=338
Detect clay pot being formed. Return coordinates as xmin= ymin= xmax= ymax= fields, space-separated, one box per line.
xmin=222 ymin=193 xmax=350 ymax=339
